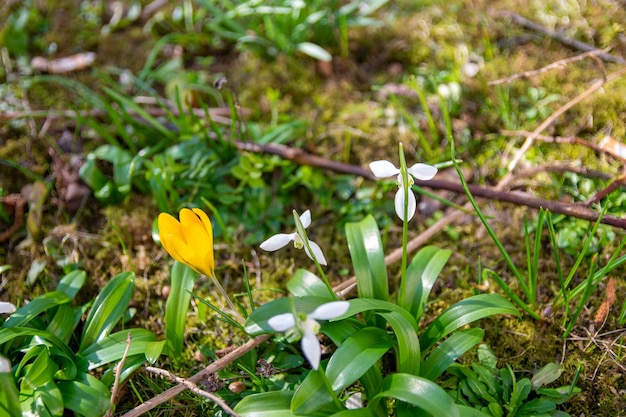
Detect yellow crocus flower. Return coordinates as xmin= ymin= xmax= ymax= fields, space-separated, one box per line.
xmin=158 ymin=208 xmax=215 ymax=278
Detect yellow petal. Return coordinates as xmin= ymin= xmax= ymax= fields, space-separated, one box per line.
xmin=158 ymin=212 xmax=184 ymax=259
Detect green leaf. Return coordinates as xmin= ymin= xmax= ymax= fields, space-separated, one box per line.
xmin=531 ymin=363 xmax=562 ymax=389
xmin=420 ymin=294 xmax=520 ymax=352
xmin=19 ymin=350 xmax=64 ymax=417
xmin=46 ymin=304 xmax=82 ymax=343
xmin=80 ymin=271 xmax=134 ymax=351
xmin=0 ymin=357 xmax=20 ymax=417
xmin=379 ymin=311 xmax=420 ymax=376
xmin=420 ymin=328 xmax=484 ymax=381
xmin=291 ymin=368 xmax=339 ymax=415
xmin=233 ymin=391 xmax=296 ymax=417
xmin=296 ymin=42 xmax=332 ymax=61
xmin=2 ymin=292 xmax=71 ymax=328
xmin=56 ymin=270 xmax=87 ymax=300
xmin=346 ymin=215 xmax=389 ymax=302
xmin=165 ymin=261 xmax=196 ymax=360
xmin=405 ymin=246 xmax=451 ymax=319
xmin=77 ymin=328 xmax=158 ymax=370
xmin=371 ymin=373 xmax=460 ymax=417
xmin=0 ymin=327 xmax=75 ymax=359
xmin=457 ymin=405 xmax=494 ymax=417
xmin=508 ymin=377 xmax=531 ymax=415
xmin=327 ymin=327 xmax=393 ymax=392
xmin=58 ymin=377 xmax=110 ymax=416
xmin=287 ymin=269 xmax=334 ymax=299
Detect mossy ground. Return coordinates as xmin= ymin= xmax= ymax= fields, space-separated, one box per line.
xmin=1 ymin=0 xmax=626 ymax=415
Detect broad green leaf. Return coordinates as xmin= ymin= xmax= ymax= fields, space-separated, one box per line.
xmin=420 ymin=328 xmax=484 ymax=381
xmin=46 ymin=304 xmax=82 ymax=343
xmin=507 ymin=377 xmax=531 ymax=415
xmin=330 ymin=409 xmax=378 ymax=417
xmin=58 ymin=378 xmax=110 ymax=416
xmin=346 ymin=215 xmax=388 ymax=301
xmin=379 ymin=311 xmax=420 ymax=376
xmin=291 ymin=368 xmax=339 ymax=415
xmin=80 ymin=271 xmax=134 ymax=351
xmin=77 ymin=328 xmax=157 ymax=370
xmin=296 ymin=42 xmax=332 ymax=61
xmin=0 ymin=327 xmax=75 ymax=359
xmin=457 ymin=405 xmax=493 ymax=417
xmin=327 ymin=327 xmax=393 ymax=392
xmin=19 ymin=350 xmax=64 ymax=417
xmin=56 ymin=270 xmax=86 ymax=300
xmin=531 ymin=363 xmax=562 ymax=389
xmin=371 ymin=373 xmax=459 ymax=417
xmin=287 ymin=269 xmax=334 ymax=299
xmin=165 ymin=261 xmax=196 ymax=360
xmin=233 ymin=391 xmax=296 ymax=417
xmin=245 ymin=296 xmax=334 ymax=335
xmin=341 ymin=298 xmax=418 ymax=333
xmin=404 ymin=246 xmax=451 ymax=319
xmin=2 ymin=292 xmax=71 ymax=328
xmin=0 ymin=357 xmax=20 ymax=417
xmin=420 ymin=294 xmax=520 ymax=352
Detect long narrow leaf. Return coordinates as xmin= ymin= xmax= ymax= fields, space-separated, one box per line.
xmin=233 ymin=391 xmax=296 ymax=417
xmin=165 ymin=261 xmax=196 ymax=360
xmin=420 ymin=294 xmax=519 ymax=352
xmin=405 ymin=246 xmax=451 ymax=319
xmin=371 ymin=373 xmax=460 ymax=417
xmin=379 ymin=311 xmax=420 ymax=376
xmin=420 ymin=328 xmax=484 ymax=381
xmin=346 ymin=215 xmax=388 ymax=301
xmin=2 ymin=292 xmax=71 ymax=328
xmin=79 ymin=272 xmax=134 ymax=351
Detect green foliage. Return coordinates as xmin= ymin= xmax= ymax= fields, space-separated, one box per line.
xmin=195 ymin=0 xmax=389 ymax=61
xmin=0 ymin=270 xmax=163 ymax=417
xmin=240 ymin=216 xmax=521 ymax=416
xmin=446 ymin=345 xmax=580 ymax=417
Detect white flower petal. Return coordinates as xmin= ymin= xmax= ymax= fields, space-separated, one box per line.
xmin=309 ymin=301 xmax=350 ymax=320
xmin=260 ymin=233 xmax=295 ymax=251
xmin=408 ymin=163 xmax=438 ymax=180
xmin=304 ymin=240 xmax=327 ymax=266
xmin=0 ymin=302 xmax=16 ymax=314
xmin=369 ymin=160 xmax=399 ymax=178
xmin=268 ymin=313 xmax=296 ymax=332
xmin=394 ymin=187 xmax=417 ymax=222
xmin=300 ymin=210 xmax=311 ymax=229
xmin=0 ymin=356 xmax=10 ymax=373
xmin=301 ymin=328 xmax=322 ymax=370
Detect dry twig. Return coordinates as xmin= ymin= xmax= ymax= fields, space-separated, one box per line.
xmin=106 ymin=333 xmax=132 ymax=417
xmin=145 ymin=366 xmax=240 ymax=417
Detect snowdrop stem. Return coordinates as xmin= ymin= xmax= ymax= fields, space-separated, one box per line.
xmin=317 ymin=365 xmax=343 ymax=409
xmin=398 ymin=144 xmax=410 ymax=308
xmin=293 ymin=210 xmax=337 ymax=300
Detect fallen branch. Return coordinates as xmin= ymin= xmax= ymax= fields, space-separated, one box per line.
xmin=144 ymin=367 xmax=240 ymax=417
xmin=488 ymin=48 xmax=610 ymax=86
xmin=495 ymin=10 xmax=626 ymax=64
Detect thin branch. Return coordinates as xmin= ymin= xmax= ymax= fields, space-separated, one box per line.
xmin=121 ymin=334 xmax=270 ymax=417
xmin=495 ymin=10 xmax=626 ymax=64
xmin=501 ymin=66 xmax=626 ymax=178
xmin=106 ymin=332 xmax=132 ymax=417
xmin=144 ymin=367 xmax=240 ymax=417
xmin=488 ymin=48 xmax=611 ymax=86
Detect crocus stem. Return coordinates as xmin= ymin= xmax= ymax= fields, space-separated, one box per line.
xmin=208 ymin=274 xmax=244 ymax=321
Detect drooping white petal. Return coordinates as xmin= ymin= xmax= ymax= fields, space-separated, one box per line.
xmin=268 ymin=313 xmax=297 ymax=332
xmin=394 ymin=187 xmax=417 ymax=222
xmin=301 ymin=318 xmax=322 ymax=370
xmin=304 ymin=240 xmax=327 ymax=266
xmin=260 ymin=233 xmax=296 ymax=251
xmin=369 ymin=160 xmax=399 ymax=178
xmin=408 ymin=163 xmax=438 ymax=180
xmin=0 ymin=356 xmax=10 ymax=373
xmin=300 ymin=210 xmax=312 ymax=229
xmin=309 ymin=301 xmax=350 ymax=320
xmin=0 ymin=302 xmax=16 ymax=314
